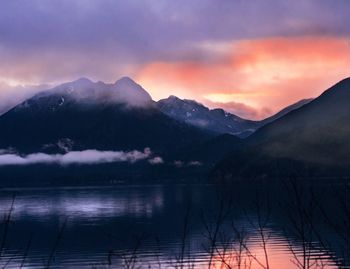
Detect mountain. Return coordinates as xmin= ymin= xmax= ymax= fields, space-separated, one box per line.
xmin=157 ymin=96 xmax=311 ymax=138
xmin=157 ymin=96 xmax=260 ymax=138
xmin=178 ymin=133 xmax=243 ymax=165
xmin=0 ymin=76 xmax=321 ymax=184
xmin=0 ymin=77 xmax=224 ymax=185
xmin=0 ymin=77 xmax=211 ymax=155
xmin=213 ymin=77 xmax=350 ymax=179
xmin=0 ymin=82 xmax=49 ymax=115
xmin=261 ymin=98 xmax=313 ymax=125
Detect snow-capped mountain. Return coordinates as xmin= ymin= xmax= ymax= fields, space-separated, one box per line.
xmin=0 ymin=75 xmax=337 ymax=183
xmin=14 ymin=77 xmax=153 ymax=113
xmin=157 ymin=96 xmax=313 ymax=138
xmin=0 ymin=77 xmax=210 ymax=155
xmin=0 ymin=77 xmax=245 ymax=183
xmin=157 ymin=96 xmax=261 ymax=138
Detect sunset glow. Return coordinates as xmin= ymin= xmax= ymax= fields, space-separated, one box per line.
xmin=0 ymin=2 xmax=350 ymax=268
xmin=0 ymin=1 xmax=350 ymax=120
xmin=137 ymin=37 xmax=350 ymax=119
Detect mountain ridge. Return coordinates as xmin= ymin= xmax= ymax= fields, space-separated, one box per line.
xmin=213 ymin=77 xmax=350 ymax=179
xmin=0 ymin=77 xmax=212 ymax=156
xmin=157 ymin=95 xmax=311 ymax=138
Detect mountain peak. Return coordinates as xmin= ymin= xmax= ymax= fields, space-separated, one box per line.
xmin=326 ymin=76 xmax=350 ymax=93
xmin=339 ymin=76 xmax=350 ymax=83
xmin=114 ymin=76 xmax=137 ymax=86
xmin=157 ymin=95 xmax=260 ymax=138
xmin=168 ymin=95 xmax=180 ymax=100
xmin=20 ymin=76 xmax=153 ymax=109
xmin=163 ymin=95 xmax=203 ymax=107
xmin=111 ymin=76 xmax=153 ymax=107
xmin=71 ymin=77 xmax=94 ymax=86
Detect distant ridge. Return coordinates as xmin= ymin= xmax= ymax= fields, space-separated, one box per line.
xmin=213 ymin=77 xmax=350 ymax=179
xmin=1 ymin=77 xmax=312 ymax=138
xmin=261 ymin=98 xmax=313 ymax=125
xmin=157 ymin=95 xmax=311 ymax=138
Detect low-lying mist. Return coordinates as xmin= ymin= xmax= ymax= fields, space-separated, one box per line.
xmin=0 ymin=148 xmax=155 ymax=166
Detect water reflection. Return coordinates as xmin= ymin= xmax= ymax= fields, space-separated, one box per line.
xmin=0 ymin=186 xmax=164 ymax=220
xmin=0 ymin=184 xmax=346 ymax=268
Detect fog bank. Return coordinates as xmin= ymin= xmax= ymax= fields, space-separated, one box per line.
xmin=0 ymin=148 xmax=152 ymax=166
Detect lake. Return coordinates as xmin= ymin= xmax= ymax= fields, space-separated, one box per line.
xmin=0 ymin=182 xmax=347 ymax=268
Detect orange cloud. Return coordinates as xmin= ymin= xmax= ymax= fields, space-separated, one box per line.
xmin=136 ymin=36 xmax=350 ymax=120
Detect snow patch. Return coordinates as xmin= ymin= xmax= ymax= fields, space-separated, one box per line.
xmin=59 ymin=97 xmax=65 ymax=106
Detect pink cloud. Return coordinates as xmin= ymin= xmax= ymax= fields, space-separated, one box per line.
xmin=202 ymin=99 xmax=273 ymax=120
xmin=136 ymin=36 xmax=350 ymax=118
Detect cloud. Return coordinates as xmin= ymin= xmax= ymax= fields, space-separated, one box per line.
xmin=0 ymin=76 xmax=153 ymax=115
xmin=137 ymin=36 xmax=350 ymax=119
xmin=0 ymin=148 xmax=152 ymax=166
xmin=0 ymin=0 xmax=350 ymax=85
xmin=173 ymin=160 xmax=202 ymax=168
xmin=0 ymin=83 xmax=48 ymax=115
xmin=148 ymin=157 xmax=164 ymax=165
xmin=202 ymin=99 xmax=272 ymax=121
xmin=173 ymin=160 xmax=184 ymax=168
xmin=188 ymin=161 xmax=202 ymax=167
xmin=0 ymin=149 xmax=13 ymax=155
xmin=0 ymin=1 xmax=350 ymax=118
xmin=53 ymin=76 xmax=153 ymax=108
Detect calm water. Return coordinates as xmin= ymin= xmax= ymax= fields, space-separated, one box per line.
xmin=0 ymin=183 xmax=347 ymax=268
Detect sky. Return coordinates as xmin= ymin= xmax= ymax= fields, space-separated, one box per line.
xmin=0 ymin=0 xmax=350 ymax=119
